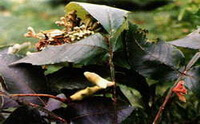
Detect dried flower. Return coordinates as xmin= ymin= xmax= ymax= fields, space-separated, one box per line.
xmin=172 ymin=80 xmax=187 ymax=102
xmin=25 ymin=10 xmax=103 ymax=51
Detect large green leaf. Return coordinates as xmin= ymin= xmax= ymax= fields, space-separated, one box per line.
xmin=169 ymin=29 xmax=200 ymax=49
xmin=12 ymin=33 xmax=108 ymax=66
xmin=125 ymin=22 xmax=185 ymax=81
xmin=0 ymin=48 xmax=46 ymax=108
xmin=66 ymin=2 xmax=129 ymax=34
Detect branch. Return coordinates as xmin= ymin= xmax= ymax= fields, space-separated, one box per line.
xmin=152 ymin=77 xmax=183 ymax=124
xmin=153 ymin=51 xmax=200 ymax=124
xmin=10 ymin=94 xmax=69 ymax=103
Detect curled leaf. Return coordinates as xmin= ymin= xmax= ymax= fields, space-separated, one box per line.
xmin=84 ymin=71 xmax=114 ymax=88
xmin=70 ymin=86 xmax=102 ymax=101
xmin=65 ymin=2 xmax=129 ymax=34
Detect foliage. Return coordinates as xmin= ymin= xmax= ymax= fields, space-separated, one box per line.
xmin=129 ymin=0 xmax=200 ymax=41
xmin=0 ymin=1 xmax=200 ymax=124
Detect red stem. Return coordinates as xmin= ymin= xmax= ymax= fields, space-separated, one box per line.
xmin=152 ymin=91 xmax=173 ymax=124
xmin=28 ymin=102 xmax=67 ymax=123
xmin=11 ymin=94 xmax=69 ymax=103
xmin=0 ymin=92 xmax=67 ymax=123
xmin=153 ymin=75 xmax=185 ymax=124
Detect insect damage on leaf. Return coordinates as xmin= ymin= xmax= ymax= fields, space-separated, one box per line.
xmin=24 ymin=10 xmax=103 ymax=51
xmin=172 ymin=80 xmax=188 ymax=102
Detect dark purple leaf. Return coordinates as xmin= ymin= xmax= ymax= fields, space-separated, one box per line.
xmin=54 ymin=97 xmax=134 ymax=124
xmin=125 ymin=22 xmax=184 ymax=81
xmin=45 ymin=94 xmax=66 ymax=112
xmin=0 ymin=48 xmax=47 ymax=108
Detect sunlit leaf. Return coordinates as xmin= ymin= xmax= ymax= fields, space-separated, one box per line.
xmin=169 ymin=29 xmax=200 ymax=49
xmin=12 ymin=33 xmax=108 ymax=66
xmin=66 ymin=2 xmax=129 ymax=52
xmin=66 ymin=2 xmax=129 ymax=34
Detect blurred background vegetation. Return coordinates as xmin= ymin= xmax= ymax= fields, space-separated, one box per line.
xmin=0 ymin=0 xmax=199 ymax=46
xmin=0 ymin=0 xmax=200 ymax=123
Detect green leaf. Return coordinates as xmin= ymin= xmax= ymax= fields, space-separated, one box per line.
xmin=169 ymin=29 xmax=200 ymax=49
xmin=125 ymin=22 xmax=184 ymax=81
xmin=12 ymin=33 xmax=108 ymax=66
xmin=119 ymin=84 xmax=143 ymax=108
xmin=66 ymin=2 xmax=129 ymax=34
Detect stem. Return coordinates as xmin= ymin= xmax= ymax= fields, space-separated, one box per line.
xmin=107 ymin=36 xmax=116 ymax=101
xmin=107 ymin=36 xmax=117 ymax=124
xmin=27 ymin=102 xmax=67 ymax=123
xmin=153 ymin=91 xmax=173 ymax=124
xmin=10 ymin=94 xmax=69 ymax=103
xmin=0 ymin=92 xmax=67 ymax=123
xmin=152 ymin=76 xmax=184 ymax=124
xmin=153 ymin=51 xmax=200 ymax=124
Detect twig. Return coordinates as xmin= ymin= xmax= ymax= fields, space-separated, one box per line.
xmin=0 ymin=92 xmax=67 ymax=123
xmin=152 ymin=77 xmax=182 ymax=124
xmin=26 ymin=101 xmax=67 ymax=123
xmin=153 ymin=51 xmax=200 ymax=124
xmin=10 ymin=94 xmax=70 ymax=103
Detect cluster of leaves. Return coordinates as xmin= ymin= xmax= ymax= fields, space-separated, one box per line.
xmin=0 ymin=1 xmax=200 ymax=124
